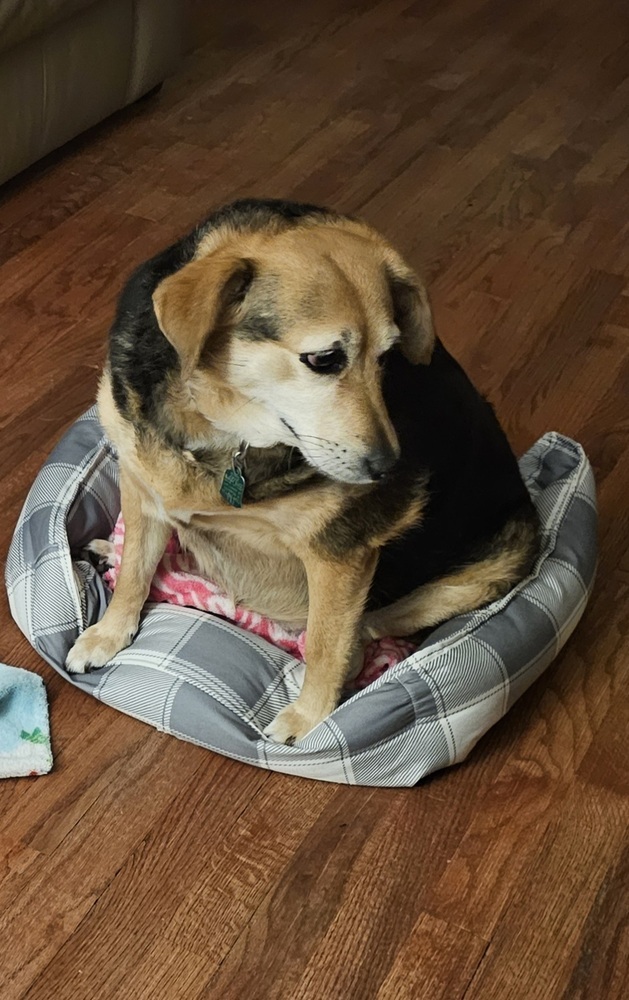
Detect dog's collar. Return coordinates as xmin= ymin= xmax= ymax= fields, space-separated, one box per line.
xmin=180 ymin=439 xmax=319 ymax=508
xmin=180 ymin=440 xmax=249 ymax=508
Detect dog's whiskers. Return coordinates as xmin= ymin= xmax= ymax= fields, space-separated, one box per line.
xmin=294 ymin=435 xmax=340 ymax=454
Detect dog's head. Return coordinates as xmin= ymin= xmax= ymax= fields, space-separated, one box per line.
xmin=152 ymin=212 xmax=434 ymax=484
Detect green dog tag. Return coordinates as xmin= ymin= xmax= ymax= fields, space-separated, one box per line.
xmin=220 ymin=467 xmax=246 ymax=508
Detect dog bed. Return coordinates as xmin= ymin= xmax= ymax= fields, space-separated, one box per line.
xmin=6 ymin=408 xmax=597 ymax=787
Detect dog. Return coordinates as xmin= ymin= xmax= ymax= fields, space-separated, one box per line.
xmin=66 ymin=198 xmax=539 ymax=744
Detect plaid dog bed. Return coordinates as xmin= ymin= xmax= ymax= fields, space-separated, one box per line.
xmin=5 ymin=408 xmax=597 ymax=786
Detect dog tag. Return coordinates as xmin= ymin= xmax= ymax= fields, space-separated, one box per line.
xmin=220 ymin=467 xmax=246 ymax=508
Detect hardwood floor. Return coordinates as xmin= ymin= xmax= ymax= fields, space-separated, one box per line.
xmin=1 ymin=1 xmax=628 ymax=996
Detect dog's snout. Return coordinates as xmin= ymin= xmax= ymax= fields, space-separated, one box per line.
xmin=364 ymin=445 xmax=399 ymax=481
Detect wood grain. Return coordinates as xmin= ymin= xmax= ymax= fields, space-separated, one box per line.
xmin=0 ymin=0 xmax=628 ymax=997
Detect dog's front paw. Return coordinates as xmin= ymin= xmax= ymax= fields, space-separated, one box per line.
xmin=263 ymin=702 xmax=329 ymax=745
xmin=65 ymin=622 xmax=135 ymax=674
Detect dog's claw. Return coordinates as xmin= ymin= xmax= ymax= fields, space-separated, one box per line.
xmin=66 ymin=623 xmax=134 ymax=674
xmin=86 ymin=538 xmax=116 ymax=568
xmin=263 ymin=703 xmax=327 ymax=745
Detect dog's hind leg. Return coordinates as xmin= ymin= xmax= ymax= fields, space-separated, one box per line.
xmin=362 ymin=533 xmax=536 ymax=640
xmin=66 ymin=474 xmax=170 ymax=673
xmin=87 ymin=538 xmax=116 ymax=568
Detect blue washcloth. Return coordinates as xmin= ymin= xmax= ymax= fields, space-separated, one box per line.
xmin=0 ymin=663 xmax=53 ymax=778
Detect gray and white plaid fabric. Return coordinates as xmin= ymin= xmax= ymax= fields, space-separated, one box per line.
xmin=5 ymin=408 xmax=597 ymax=786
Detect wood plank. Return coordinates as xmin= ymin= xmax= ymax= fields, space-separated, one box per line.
xmin=375 ymin=913 xmax=487 ymax=1000
xmin=561 ymin=840 xmax=629 ymax=1000
xmin=198 ymin=781 xmax=491 ymax=999
xmin=0 ymin=732 xmax=213 ymax=998
xmin=464 ymin=783 xmax=628 ymax=1000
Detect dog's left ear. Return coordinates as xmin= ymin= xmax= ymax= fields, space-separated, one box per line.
xmin=386 ymin=266 xmax=435 ymax=365
xmin=152 ymin=253 xmax=255 ymax=378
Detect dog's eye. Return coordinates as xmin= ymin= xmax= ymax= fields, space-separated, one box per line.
xmin=299 ymin=348 xmax=347 ymax=374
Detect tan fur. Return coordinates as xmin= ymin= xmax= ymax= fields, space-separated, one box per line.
xmin=153 ymin=250 xmax=256 ymax=379
xmin=67 ymin=216 xmax=529 ymax=743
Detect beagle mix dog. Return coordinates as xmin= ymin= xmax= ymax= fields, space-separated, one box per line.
xmin=66 ymin=199 xmax=539 ymax=744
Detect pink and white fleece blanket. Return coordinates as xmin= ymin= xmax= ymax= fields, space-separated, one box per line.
xmin=104 ymin=516 xmax=417 ymax=689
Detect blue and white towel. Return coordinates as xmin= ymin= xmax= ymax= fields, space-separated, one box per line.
xmin=0 ymin=663 xmax=53 ymax=778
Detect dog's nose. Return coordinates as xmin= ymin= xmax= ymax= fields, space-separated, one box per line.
xmin=364 ymin=447 xmax=399 ymax=481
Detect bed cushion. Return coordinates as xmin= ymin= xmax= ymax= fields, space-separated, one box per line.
xmin=5 ymin=408 xmax=597 ymax=786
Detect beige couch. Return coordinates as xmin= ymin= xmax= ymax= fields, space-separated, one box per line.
xmin=0 ymin=0 xmax=181 ymax=186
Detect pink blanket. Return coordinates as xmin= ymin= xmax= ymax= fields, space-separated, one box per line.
xmin=104 ymin=517 xmax=417 ymax=689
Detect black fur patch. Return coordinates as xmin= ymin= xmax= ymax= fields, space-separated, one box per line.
xmin=109 ymin=234 xmax=195 ymax=432
xmin=316 ymin=470 xmax=429 ymax=558
xmin=365 ymin=344 xmax=539 ymax=609
xmin=196 ymin=198 xmax=335 ymax=243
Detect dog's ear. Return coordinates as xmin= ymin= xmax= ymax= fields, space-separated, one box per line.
xmin=152 ymin=254 xmax=255 ymax=377
xmin=386 ymin=266 xmax=435 ymax=365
